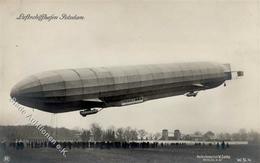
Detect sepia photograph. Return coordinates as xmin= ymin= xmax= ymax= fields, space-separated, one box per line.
xmin=0 ymin=0 xmax=259 ymax=162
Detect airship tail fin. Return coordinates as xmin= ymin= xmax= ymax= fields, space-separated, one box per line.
xmin=222 ymin=64 xmax=244 ymax=80
xmin=222 ymin=64 xmax=232 ymax=80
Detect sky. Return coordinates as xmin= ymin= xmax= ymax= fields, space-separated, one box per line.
xmin=0 ymin=0 xmax=259 ymax=134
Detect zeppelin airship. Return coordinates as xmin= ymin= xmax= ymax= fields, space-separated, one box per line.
xmin=10 ymin=62 xmax=243 ymax=117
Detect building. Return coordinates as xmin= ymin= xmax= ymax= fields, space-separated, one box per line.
xmin=161 ymin=129 xmax=182 ymax=140
xmin=161 ymin=129 xmax=169 ymax=140
xmin=174 ymin=130 xmax=181 ymax=140
xmin=190 ymin=134 xmax=204 ymax=141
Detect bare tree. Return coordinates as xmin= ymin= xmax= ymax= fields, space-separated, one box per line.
xmin=103 ymin=127 xmax=115 ymax=141
xmin=115 ymin=128 xmax=124 ymax=142
xmin=203 ymin=131 xmax=215 ymax=140
xmin=123 ymin=127 xmax=132 ymax=141
xmin=81 ymin=130 xmax=91 ymax=141
xmin=153 ymin=132 xmax=161 ymax=140
xmin=129 ymin=129 xmax=138 ymax=141
xmin=223 ymin=133 xmax=232 ymax=141
xmin=147 ymin=133 xmax=154 ymax=140
xmin=194 ymin=131 xmax=202 ymax=136
xmin=138 ymin=129 xmax=147 ymax=140
xmin=90 ymin=123 xmax=103 ymax=141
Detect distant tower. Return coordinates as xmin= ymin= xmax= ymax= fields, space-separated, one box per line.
xmin=162 ymin=129 xmax=169 ymax=140
xmin=174 ymin=129 xmax=181 ymax=140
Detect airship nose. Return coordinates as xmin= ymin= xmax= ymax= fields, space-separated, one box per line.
xmin=10 ymin=85 xmax=19 ymax=100
xmin=10 ymin=76 xmax=43 ymax=105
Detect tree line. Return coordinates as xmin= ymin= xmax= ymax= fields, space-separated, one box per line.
xmin=1 ymin=125 xmax=260 ymax=144
xmin=82 ymin=124 xmax=260 ymax=144
xmin=81 ymin=123 xmax=161 ymax=142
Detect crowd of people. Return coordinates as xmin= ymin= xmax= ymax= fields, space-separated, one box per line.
xmin=1 ymin=140 xmax=230 ymax=151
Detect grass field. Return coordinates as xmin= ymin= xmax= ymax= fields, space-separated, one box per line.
xmin=1 ymin=145 xmax=260 ymax=163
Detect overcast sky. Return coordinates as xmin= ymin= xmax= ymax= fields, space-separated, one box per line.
xmin=0 ymin=0 xmax=259 ymax=134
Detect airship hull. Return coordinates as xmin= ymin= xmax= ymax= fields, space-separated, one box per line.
xmin=11 ymin=62 xmax=234 ymax=113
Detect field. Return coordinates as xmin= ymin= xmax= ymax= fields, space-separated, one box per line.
xmin=1 ymin=145 xmax=260 ymax=163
